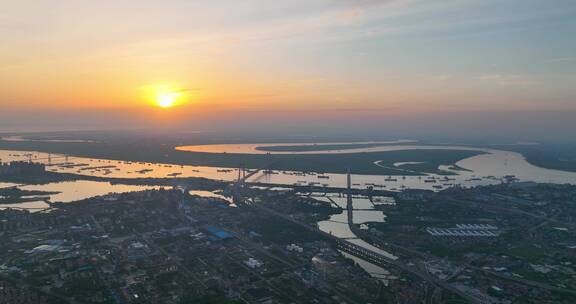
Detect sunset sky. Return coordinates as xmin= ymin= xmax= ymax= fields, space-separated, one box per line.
xmin=1 ymin=0 xmax=575 ymax=134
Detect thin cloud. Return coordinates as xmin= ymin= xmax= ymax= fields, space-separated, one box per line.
xmin=476 ymin=74 xmax=538 ymax=87
xmin=547 ymin=57 xmax=576 ymax=63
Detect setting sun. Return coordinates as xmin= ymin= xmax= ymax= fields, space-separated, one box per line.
xmin=143 ymin=84 xmax=189 ymax=109
xmin=157 ymin=92 xmax=180 ymax=108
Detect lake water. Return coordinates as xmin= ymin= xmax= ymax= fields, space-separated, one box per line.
xmin=0 ymin=181 xmax=161 ymax=212
xmin=20 ymin=181 xmax=161 ymax=203
xmin=1 ymin=181 xmax=239 ymax=212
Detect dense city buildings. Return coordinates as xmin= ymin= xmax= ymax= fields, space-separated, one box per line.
xmin=1 ymin=170 xmax=575 ymax=303
xmin=0 ymin=188 xmax=386 ymax=303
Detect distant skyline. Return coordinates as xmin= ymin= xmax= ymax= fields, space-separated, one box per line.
xmin=1 ymin=0 xmax=576 ymax=136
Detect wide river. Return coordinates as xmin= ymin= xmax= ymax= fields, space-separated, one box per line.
xmin=2 ymin=142 xmax=576 ymax=192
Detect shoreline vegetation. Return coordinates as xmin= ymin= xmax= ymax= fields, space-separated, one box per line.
xmin=0 ymin=140 xmax=485 ymax=175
